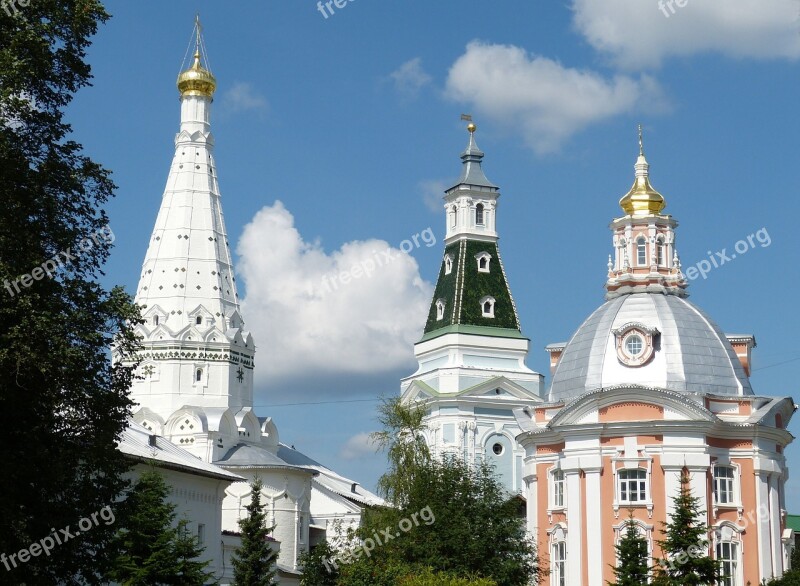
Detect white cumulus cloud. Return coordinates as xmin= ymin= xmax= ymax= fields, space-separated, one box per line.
xmin=236 ymin=202 xmax=433 ymax=395
xmin=445 ymin=41 xmax=667 ymax=153
xmin=571 ymin=0 xmax=800 ymax=69
xmin=339 ymin=432 xmax=377 ymax=461
xmin=389 ymin=58 xmax=433 ymax=98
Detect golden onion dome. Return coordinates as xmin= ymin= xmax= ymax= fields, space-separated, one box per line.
xmin=619 ymin=126 xmax=666 ymax=217
xmin=177 ymin=50 xmax=216 ymax=98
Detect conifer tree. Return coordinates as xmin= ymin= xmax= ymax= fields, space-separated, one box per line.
xmin=107 ymin=470 xmax=213 ymax=585
xmin=232 ymin=478 xmax=279 ymax=585
xmin=652 ymin=472 xmax=719 ymax=585
xmin=608 ymin=513 xmax=650 ymax=586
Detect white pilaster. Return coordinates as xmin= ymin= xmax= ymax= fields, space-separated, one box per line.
xmin=564 ymin=461 xmax=583 ymax=584
xmin=585 ymin=461 xmax=603 ymax=586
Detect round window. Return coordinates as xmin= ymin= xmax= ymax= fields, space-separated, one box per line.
xmin=492 ymin=442 xmax=504 ymax=456
xmin=625 ymin=334 xmax=644 ymax=356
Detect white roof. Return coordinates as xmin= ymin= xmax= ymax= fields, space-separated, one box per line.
xmin=119 ymin=420 xmax=244 ymax=482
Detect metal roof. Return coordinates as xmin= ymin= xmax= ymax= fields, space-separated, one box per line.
xmin=549 ymin=293 xmax=753 ymax=401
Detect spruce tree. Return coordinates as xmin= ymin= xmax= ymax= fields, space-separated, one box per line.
xmin=0 ymin=1 xmax=140 ymax=583
xmin=232 ymin=478 xmax=279 ymax=585
xmin=652 ymin=472 xmax=719 ymax=585
xmin=107 ymin=470 xmax=214 ymax=585
xmin=608 ymin=513 xmax=650 ymax=586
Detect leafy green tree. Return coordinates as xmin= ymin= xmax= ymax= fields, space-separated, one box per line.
xmin=766 ymin=570 xmax=800 ymax=585
xmin=107 ymin=470 xmax=214 ymax=585
xmin=299 ymin=539 xmax=340 ymax=586
xmin=0 ymin=1 xmax=140 ymax=583
xmin=397 ymin=568 xmax=498 ymax=585
xmin=317 ymin=398 xmax=538 ymax=586
xmin=608 ymin=513 xmax=650 ymax=585
xmin=652 ymin=472 xmax=719 ymax=585
xmin=232 ymin=478 xmax=278 ymax=585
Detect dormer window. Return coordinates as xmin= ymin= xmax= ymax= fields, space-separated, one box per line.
xmin=444 ymin=254 xmax=453 ymax=275
xmin=480 ymin=296 xmax=495 ymax=318
xmin=475 ymin=251 xmax=492 ymax=273
xmin=475 ymin=203 xmax=485 ymax=226
xmin=436 ymin=299 xmax=446 ymax=321
xmin=153 ymin=315 xmax=159 ymax=326
xmin=613 ymin=323 xmax=659 ymax=366
xmin=636 ymin=236 xmax=647 ymax=266
xmin=196 ymin=316 xmax=203 ymax=325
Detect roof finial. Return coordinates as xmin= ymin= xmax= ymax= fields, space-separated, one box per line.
xmin=461 ymin=113 xmax=476 ymax=134
xmin=177 ymin=16 xmax=216 ymax=98
xmin=638 ymin=124 xmax=644 ymax=156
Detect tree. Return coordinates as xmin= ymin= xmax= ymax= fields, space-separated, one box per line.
xmin=652 ymin=472 xmax=719 ymax=585
xmin=107 ymin=470 xmax=214 ymax=585
xmin=299 ymin=539 xmax=340 ymax=586
xmin=397 ymin=568 xmax=498 ymax=585
xmin=311 ymin=398 xmax=538 ymax=586
xmin=0 ymin=1 xmax=140 ymax=583
xmin=608 ymin=513 xmax=650 ymax=586
xmin=232 ymin=478 xmax=279 ymax=585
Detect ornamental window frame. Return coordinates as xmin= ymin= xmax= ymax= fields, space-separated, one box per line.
xmin=444 ymin=254 xmax=454 ymax=275
xmin=480 ymin=296 xmax=496 ymax=318
xmin=549 ymin=467 xmax=565 ymax=510
xmin=636 ymin=236 xmax=647 ymax=266
xmin=436 ymin=299 xmax=446 ymax=321
xmin=711 ymin=461 xmax=743 ymax=518
xmin=618 ymin=468 xmax=648 ymax=504
xmin=475 ymin=203 xmax=485 ymax=226
xmin=656 ymin=236 xmax=666 ymax=266
xmin=450 ymin=205 xmax=458 ymax=229
xmin=475 ymin=251 xmax=492 ymax=273
xmin=613 ymin=322 xmax=659 ymax=367
xmin=713 ymin=523 xmax=744 ymax=586
xmin=612 ymin=518 xmax=653 ymax=566
xmin=612 ymin=457 xmax=654 ymax=518
xmin=548 ymin=525 xmax=567 ymax=586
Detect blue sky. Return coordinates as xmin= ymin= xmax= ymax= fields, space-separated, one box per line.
xmin=68 ymin=1 xmax=800 ymax=508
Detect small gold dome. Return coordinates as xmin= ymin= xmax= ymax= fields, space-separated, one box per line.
xmin=619 ymin=158 xmax=666 ymax=217
xmin=177 ymin=50 xmax=216 ymax=98
xmin=467 ymin=122 xmax=477 ymax=133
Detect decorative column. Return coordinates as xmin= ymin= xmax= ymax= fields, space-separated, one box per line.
xmin=563 ymin=458 xmax=583 ymax=584
xmin=584 ymin=456 xmax=604 ymax=586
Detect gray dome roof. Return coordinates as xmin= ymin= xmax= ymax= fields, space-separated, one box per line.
xmin=549 ymin=293 xmax=752 ymax=401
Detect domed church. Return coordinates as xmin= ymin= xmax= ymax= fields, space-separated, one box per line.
xmin=404 ymin=124 xmax=795 ymax=586
xmin=518 ymin=129 xmax=795 ymax=585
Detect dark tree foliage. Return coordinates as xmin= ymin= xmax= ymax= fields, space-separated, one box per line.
xmin=652 ymin=473 xmax=719 ymax=585
xmin=107 ymin=471 xmax=214 ymax=585
xmin=0 ymin=1 xmax=140 ymax=583
xmin=299 ymin=539 xmax=340 ymax=586
xmin=300 ymin=398 xmax=538 ymax=585
xmin=608 ymin=513 xmax=650 ymax=586
xmin=232 ymin=478 xmax=279 ymax=586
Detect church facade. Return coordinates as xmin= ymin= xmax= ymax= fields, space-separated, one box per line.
xmin=405 ymin=126 xmax=795 ymax=585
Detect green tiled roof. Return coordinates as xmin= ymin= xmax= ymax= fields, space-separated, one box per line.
xmin=423 ymin=239 xmax=520 ymax=335
xmin=787 ymin=514 xmax=800 ymax=532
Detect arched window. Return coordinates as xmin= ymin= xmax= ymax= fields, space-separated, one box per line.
xmin=450 ymin=205 xmax=457 ymax=228
xmin=552 ymin=539 xmax=567 ymax=586
xmin=475 ymin=251 xmax=492 ymax=273
xmin=636 ymin=237 xmax=647 ymax=266
xmin=436 ymin=299 xmax=446 ymax=321
xmin=714 ymin=525 xmax=742 ymax=586
xmin=444 ymin=254 xmax=453 ymax=275
xmin=656 ymin=237 xmax=665 ymax=266
xmin=153 ymin=315 xmax=159 ymax=326
xmin=196 ymin=315 xmax=203 ymax=325
xmin=195 ymin=368 xmax=203 ymax=382
xmin=480 ymin=296 xmax=495 ymax=318
xmin=475 ymin=203 xmax=485 ymax=226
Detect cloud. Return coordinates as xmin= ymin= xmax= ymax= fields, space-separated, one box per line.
xmin=389 ymin=58 xmax=433 ymax=98
xmin=445 ymin=41 xmax=667 ymax=154
xmin=237 ymin=202 xmax=434 ymax=396
xmin=339 ymin=432 xmax=377 ymax=461
xmin=571 ymin=0 xmax=800 ymax=69
xmin=419 ymin=179 xmax=448 ymax=213
xmin=220 ymin=82 xmax=269 ymax=115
